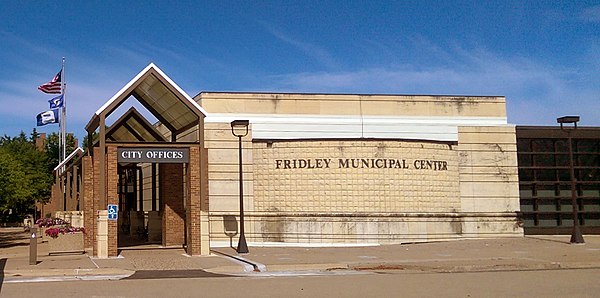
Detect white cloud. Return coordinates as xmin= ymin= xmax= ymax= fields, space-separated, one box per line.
xmin=260 ymin=22 xmax=339 ymax=70
xmin=2 ymin=33 xmax=599 ymax=141
xmin=264 ymin=44 xmax=600 ymax=126
xmin=580 ymin=5 xmax=600 ymax=22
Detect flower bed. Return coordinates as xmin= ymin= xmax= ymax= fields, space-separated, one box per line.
xmin=36 ymin=217 xmax=85 ymax=254
xmin=45 ymin=226 xmax=86 ymax=238
xmin=36 ymin=218 xmax=67 ymax=227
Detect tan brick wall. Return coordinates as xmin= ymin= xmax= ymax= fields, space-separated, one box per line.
xmin=457 ymin=126 xmax=520 ymax=212
xmin=208 ymin=135 xmax=522 ymax=244
xmin=253 ymin=140 xmax=460 ymax=213
xmin=457 ymin=126 xmax=522 ymax=236
xmin=199 ymin=93 xmax=521 ymax=244
xmin=204 ymin=122 xmax=254 ymax=213
xmin=199 ymin=93 xmax=506 ymax=118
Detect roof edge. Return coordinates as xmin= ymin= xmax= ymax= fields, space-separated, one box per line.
xmin=53 ymin=147 xmax=84 ymax=172
xmin=195 ymin=91 xmax=506 ymax=99
xmin=150 ymin=64 xmax=208 ymax=116
xmin=89 ymin=63 xmax=208 ymax=130
xmin=94 ymin=63 xmax=156 ymax=116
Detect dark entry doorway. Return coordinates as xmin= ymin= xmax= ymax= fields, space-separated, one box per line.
xmin=117 ymin=163 xmax=162 ymax=247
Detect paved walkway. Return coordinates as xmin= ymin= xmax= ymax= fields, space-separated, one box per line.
xmin=2 ymin=227 xmax=600 ymax=282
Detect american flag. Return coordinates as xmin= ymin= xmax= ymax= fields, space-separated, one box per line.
xmin=38 ymin=70 xmax=62 ymax=94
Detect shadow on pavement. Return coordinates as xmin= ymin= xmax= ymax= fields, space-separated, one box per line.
xmin=0 ymin=229 xmax=29 ymax=249
xmin=525 ymin=236 xmax=570 ymax=245
xmin=125 ymin=269 xmax=231 ymax=280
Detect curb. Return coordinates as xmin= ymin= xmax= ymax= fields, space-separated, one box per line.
xmin=265 ymin=263 xmax=349 ymax=272
xmin=3 ymin=268 xmax=135 ymax=283
xmin=203 ymin=265 xmax=250 ymax=274
xmin=347 ymin=261 xmax=600 ymax=273
xmin=210 ymin=250 xmax=266 ymax=272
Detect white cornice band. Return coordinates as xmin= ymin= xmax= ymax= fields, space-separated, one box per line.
xmin=205 ymin=114 xmax=509 ymax=142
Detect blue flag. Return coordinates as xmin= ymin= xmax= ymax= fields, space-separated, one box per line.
xmin=48 ymin=94 xmax=63 ymax=109
xmin=36 ymin=109 xmax=60 ymax=126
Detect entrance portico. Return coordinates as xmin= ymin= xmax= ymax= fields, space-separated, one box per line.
xmin=84 ymin=63 xmax=209 ymax=257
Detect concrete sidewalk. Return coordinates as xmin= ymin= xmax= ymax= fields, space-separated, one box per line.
xmin=2 ymin=227 xmax=600 ymax=282
xmin=0 ymin=228 xmax=244 ymax=282
xmin=213 ymin=235 xmax=600 ymax=274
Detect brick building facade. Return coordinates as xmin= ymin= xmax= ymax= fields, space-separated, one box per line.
xmin=49 ymin=64 xmax=522 ymax=258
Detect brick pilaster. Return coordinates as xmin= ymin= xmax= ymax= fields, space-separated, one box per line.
xmin=92 ymin=147 xmax=101 ymax=257
xmin=186 ymin=146 xmax=201 ymax=255
xmin=82 ymin=156 xmax=94 ymax=249
xmin=160 ymin=163 xmax=185 ymax=247
xmin=106 ymin=146 xmax=119 ymax=257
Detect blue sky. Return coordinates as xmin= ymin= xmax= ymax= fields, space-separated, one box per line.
xmin=1 ymin=1 xmax=599 ymax=141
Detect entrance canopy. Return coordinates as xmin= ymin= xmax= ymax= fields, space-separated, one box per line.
xmin=85 ymin=63 xmax=208 ymax=140
xmin=84 ymin=63 xmax=209 ymax=214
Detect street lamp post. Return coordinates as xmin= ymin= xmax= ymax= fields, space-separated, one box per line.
xmin=231 ymin=120 xmax=250 ymax=253
xmin=557 ymin=116 xmax=585 ymax=244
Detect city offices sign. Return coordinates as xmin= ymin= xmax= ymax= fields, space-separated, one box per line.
xmin=117 ymin=148 xmax=189 ymax=163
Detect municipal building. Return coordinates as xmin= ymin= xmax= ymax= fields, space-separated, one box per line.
xmin=45 ymin=64 xmax=600 ymax=257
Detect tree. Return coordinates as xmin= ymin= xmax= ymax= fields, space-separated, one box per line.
xmin=45 ymin=132 xmax=77 ymax=171
xmin=82 ymin=131 xmax=98 ymax=150
xmin=0 ymin=132 xmax=52 ymax=220
xmin=0 ymin=148 xmax=34 ymax=215
xmin=0 ymin=130 xmax=80 ymax=221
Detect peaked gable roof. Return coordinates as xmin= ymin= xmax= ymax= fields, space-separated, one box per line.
xmin=105 ymin=107 xmax=168 ymax=142
xmin=86 ymin=63 xmax=207 ymax=135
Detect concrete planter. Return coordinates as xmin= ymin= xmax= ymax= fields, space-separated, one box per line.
xmin=48 ymin=232 xmax=85 ymax=255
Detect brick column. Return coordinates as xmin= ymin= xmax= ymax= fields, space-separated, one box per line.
xmin=65 ymin=171 xmax=72 ymax=210
xmin=82 ymin=156 xmax=94 ymax=249
xmin=160 ymin=163 xmax=185 ymax=246
xmin=93 ymin=147 xmax=101 ymax=257
xmin=186 ymin=146 xmax=201 ymax=255
xmin=47 ymin=182 xmax=61 ymax=217
xmin=106 ymin=146 xmax=119 ymax=257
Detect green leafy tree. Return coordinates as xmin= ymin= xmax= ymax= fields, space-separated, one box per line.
xmin=0 ymin=148 xmax=35 ymax=215
xmin=0 ymin=131 xmax=52 ymax=219
xmin=82 ymin=131 xmax=98 ymax=150
xmin=45 ymin=132 xmax=77 ymax=171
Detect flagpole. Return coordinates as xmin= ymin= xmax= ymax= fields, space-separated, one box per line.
xmin=61 ymin=57 xmax=66 ymax=168
xmin=57 ymin=62 xmax=63 ymax=166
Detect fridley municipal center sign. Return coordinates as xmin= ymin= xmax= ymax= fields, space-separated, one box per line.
xmin=275 ymin=158 xmax=448 ymax=171
xmin=118 ymin=148 xmax=189 ymax=163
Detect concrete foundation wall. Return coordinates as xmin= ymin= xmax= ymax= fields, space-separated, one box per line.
xmin=209 ymin=212 xmax=520 ymax=244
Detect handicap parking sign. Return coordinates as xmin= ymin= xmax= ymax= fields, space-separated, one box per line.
xmin=108 ymin=204 xmax=118 ymax=220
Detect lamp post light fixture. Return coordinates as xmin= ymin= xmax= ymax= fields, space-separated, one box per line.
xmin=557 ymin=115 xmax=585 ymax=244
xmin=231 ymin=120 xmax=250 ymax=253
